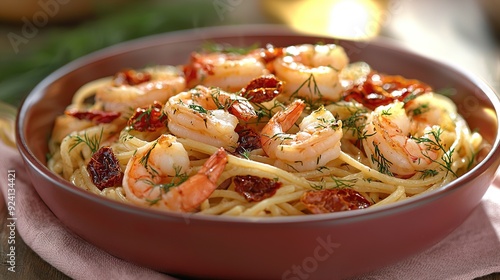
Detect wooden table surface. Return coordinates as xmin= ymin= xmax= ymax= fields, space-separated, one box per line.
xmin=0 ymin=202 xmax=69 ymax=280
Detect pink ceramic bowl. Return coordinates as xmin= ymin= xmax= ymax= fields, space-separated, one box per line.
xmin=16 ymin=25 xmax=500 ymax=279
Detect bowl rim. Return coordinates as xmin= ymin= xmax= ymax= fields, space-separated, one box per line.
xmin=16 ymin=24 xmax=500 ymax=225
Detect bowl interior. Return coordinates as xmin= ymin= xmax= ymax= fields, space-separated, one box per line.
xmin=20 ymin=26 xmax=500 ymax=194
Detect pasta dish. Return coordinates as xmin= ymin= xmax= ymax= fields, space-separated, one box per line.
xmin=47 ymin=43 xmax=488 ymax=216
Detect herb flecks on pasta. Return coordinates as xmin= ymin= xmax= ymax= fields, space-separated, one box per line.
xmin=47 ymin=43 xmax=487 ymax=217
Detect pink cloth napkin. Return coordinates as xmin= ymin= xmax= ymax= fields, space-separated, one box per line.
xmin=1 ymin=139 xmax=499 ymax=280
xmin=0 ymin=141 xmax=174 ymax=280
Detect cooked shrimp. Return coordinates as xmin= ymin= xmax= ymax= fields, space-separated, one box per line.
xmin=165 ymin=85 xmax=256 ymax=152
xmin=96 ymin=66 xmax=186 ymax=114
xmin=273 ymin=44 xmax=349 ymax=101
xmin=406 ymin=92 xmax=457 ymax=135
xmin=183 ymin=50 xmax=269 ymax=92
xmin=362 ymin=101 xmax=442 ymax=177
xmin=123 ymin=134 xmax=228 ymax=212
xmin=260 ymin=99 xmax=343 ymax=172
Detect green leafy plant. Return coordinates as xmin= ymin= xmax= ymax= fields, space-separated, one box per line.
xmin=0 ymin=0 xmax=221 ymax=106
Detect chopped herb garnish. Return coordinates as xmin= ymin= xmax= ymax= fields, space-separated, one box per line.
xmin=414 ymin=128 xmax=457 ymax=177
xmin=329 ymin=177 xmax=356 ymax=188
xmin=189 ymin=104 xmax=208 ymax=114
xmin=370 ymin=141 xmax=393 ymax=176
xmin=290 ymin=74 xmax=324 ymax=109
xmin=69 ymin=128 xmax=103 ymax=154
xmin=145 ymin=166 xmax=189 ymax=205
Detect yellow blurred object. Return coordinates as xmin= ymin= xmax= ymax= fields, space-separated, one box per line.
xmin=263 ymin=0 xmax=387 ymax=39
xmin=0 ymin=102 xmax=17 ymax=148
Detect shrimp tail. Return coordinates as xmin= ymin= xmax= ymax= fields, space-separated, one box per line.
xmin=168 ymin=147 xmax=228 ymax=212
xmin=275 ymin=99 xmax=305 ymax=129
xmin=260 ymin=99 xmax=305 ymax=149
xmin=201 ymin=147 xmax=229 ymax=184
xmin=228 ymin=101 xmax=257 ymax=121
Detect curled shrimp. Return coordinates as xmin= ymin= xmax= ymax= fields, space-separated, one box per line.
xmin=96 ymin=66 xmax=186 ymax=114
xmin=183 ymin=49 xmax=269 ymax=92
xmin=260 ymin=100 xmax=343 ymax=172
xmin=164 ymin=85 xmax=256 ymax=152
xmin=273 ymin=44 xmax=349 ymax=101
xmin=406 ymin=92 xmax=457 ymax=135
xmin=123 ymin=134 xmax=228 ymax=212
xmin=362 ymin=101 xmax=443 ymax=177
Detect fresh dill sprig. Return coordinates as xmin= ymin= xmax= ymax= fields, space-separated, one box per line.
xmin=414 ymin=128 xmax=457 ymax=177
xmin=210 ymin=88 xmax=245 ymax=112
xmin=145 ymin=166 xmax=190 ymax=205
xmin=139 ymin=141 xmax=158 ymax=174
xmin=290 ymin=74 xmax=324 ymax=109
xmin=337 ymin=104 xmax=372 ymax=141
xmin=238 ymin=147 xmax=251 ymax=160
xmin=329 ymin=177 xmax=356 ymax=188
xmin=370 ymin=142 xmax=394 ymax=176
xmin=188 ymin=104 xmax=208 ymax=114
xmin=420 ymin=169 xmax=439 ymax=179
xmin=380 ymin=108 xmax=392 ymax=116
xmin=269 ymin=132 xmax=294 ymax=146
xmin=69 ymin=128 xmax=103 ymax=154
xmin=410 ymin=103 xmax=430 ymax=116
xmin=210 ymin=88 xmax=226 ymax=110
xmin=251 ymin=100 xmax=285 ymax=125
xmin=402 ymin=92 xmax=418 ymax=104
xmin=310 ymin=181 xmax=325 ymax=190
xmin=120 ymin=131 xmax=135 ymax=142
xmin=466 ymin=150 xmax=478 ymax=171
xmin=312 ymin=106 xmax=342 ymax=131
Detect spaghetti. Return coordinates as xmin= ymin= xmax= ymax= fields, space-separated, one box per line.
xmin=47 ymin=43 xmax=488 ymax=216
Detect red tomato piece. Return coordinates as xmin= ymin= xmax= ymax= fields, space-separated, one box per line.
xmin=87 ymin=146 xmax=123 ymax=190
xmin=65 ymin=109 xmax=121 ymax=124
xmin=301 ymin=189 xmax=372 ymax=214
xmin=234 ymin=124 xmax=262 ymax=156
xmin=127 ymin=101 xmax=168 ymax=132
xmin=112 ymin=68 xmax=152 ymax=86
xmin=343 ymin=71 xmax=432 ymax=110
xmin=234 ymin=175 xmax=282 ymax=202
xmin=241 ymin=75 xmax=283 ymax=103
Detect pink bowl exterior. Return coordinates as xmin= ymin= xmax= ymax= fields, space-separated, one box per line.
xmin=16 ymin=25 xmax=500 ymax=279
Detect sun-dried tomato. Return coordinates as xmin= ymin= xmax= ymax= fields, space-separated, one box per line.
xmin=343 ymin=71 xmax=432 ymax=110
xmin=87 ymin=146 xmax=123 ymax=190
xmin=65 ymin=109 xmax=121 ymax=124
xmin=182 ymin=53 xmax=215 ymax=87
xmin=234 ymin=175 xmax=282 ymax=202
xmin=113 ymin=68 xmax=152 ymax=86
xmin=301 ymin=189 xmax=372 ymax=214
xmin=127 ymin=101 xmax=168 ymax=132
xmin=241 ymin=75 xmax=283 ymax=103
xmin=234 ymin=125 xmax=261 ymax=156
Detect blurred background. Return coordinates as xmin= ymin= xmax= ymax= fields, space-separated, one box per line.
xmin=0 ymin=0 xmax=499 ymax=107
xmin=0 ymin=1 xmax=499 ymax=279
